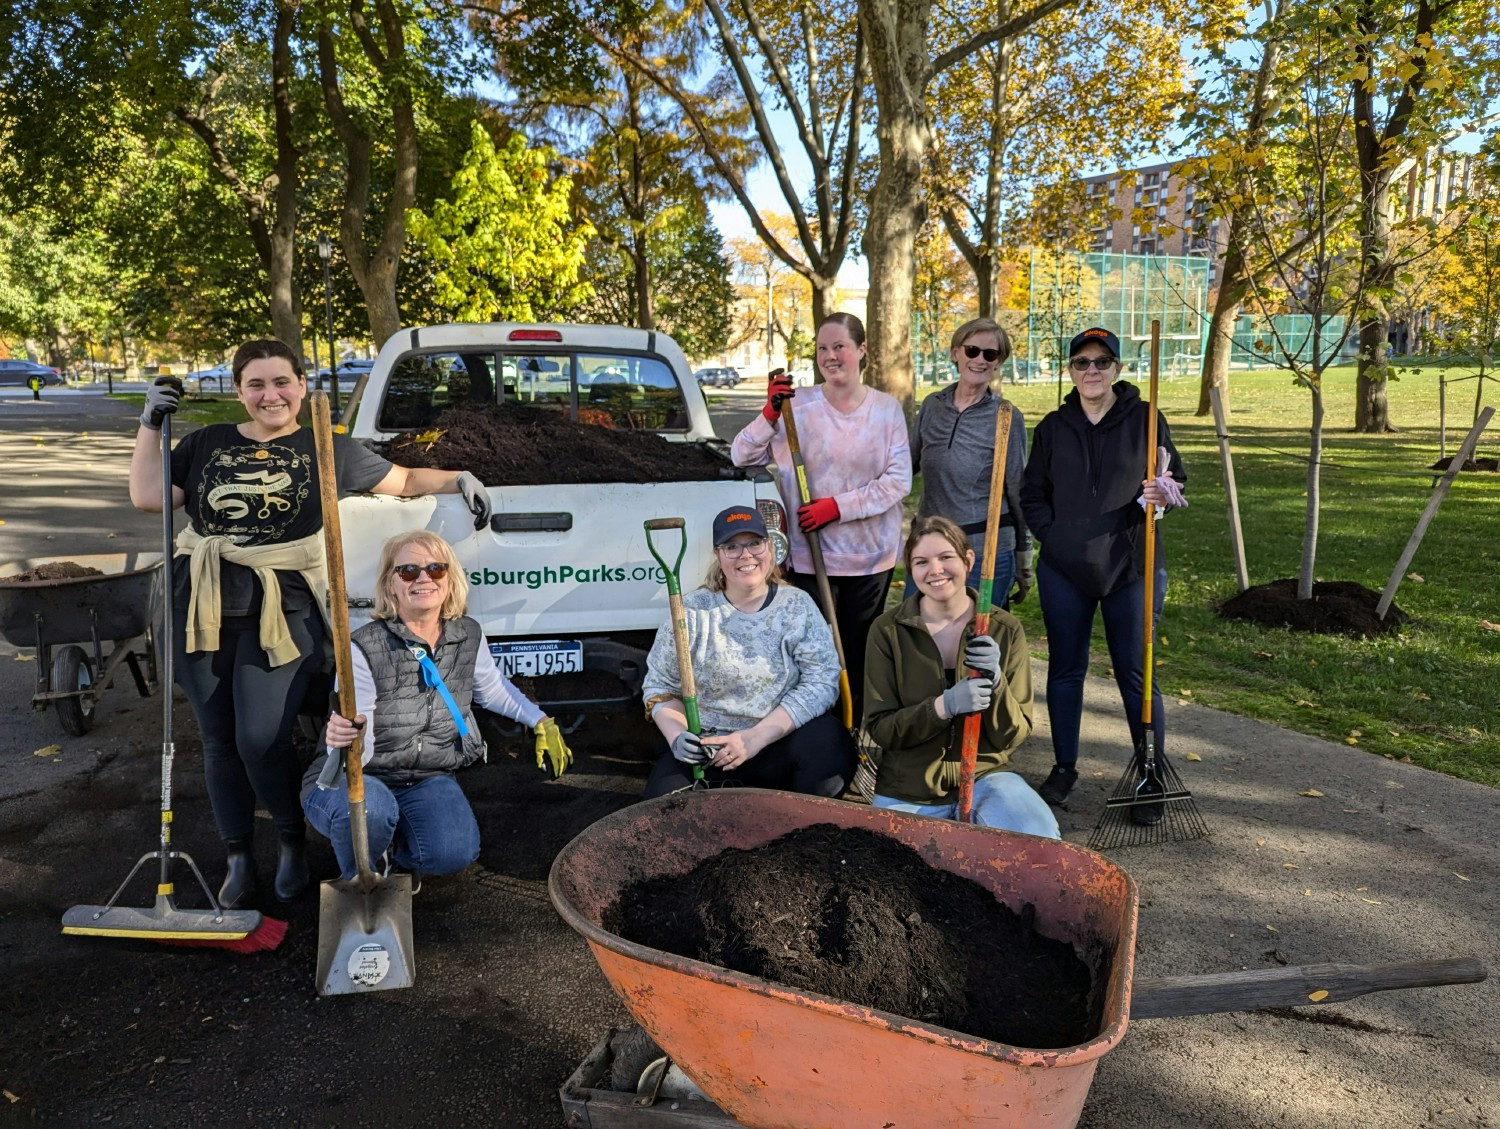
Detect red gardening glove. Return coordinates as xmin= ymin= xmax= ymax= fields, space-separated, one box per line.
xmin=762 ymin=370 xmax=795 ymax=424
xmin=797 ymin=497 xmax=840 ymax=532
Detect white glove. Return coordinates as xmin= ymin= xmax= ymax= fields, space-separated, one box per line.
xmin=671 ymin=731 xmax=707 ymax=764
xmin=457 ymin=471 xmax=491 ymax=529
xmin=941 ymin=677 xmax=993 ymax=717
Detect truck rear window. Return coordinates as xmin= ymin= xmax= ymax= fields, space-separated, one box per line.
xmin=377 ymin=349 xmax=690 ymax=433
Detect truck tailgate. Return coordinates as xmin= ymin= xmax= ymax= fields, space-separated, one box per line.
xmin=339 ymin=480 xmax=776 ymax=636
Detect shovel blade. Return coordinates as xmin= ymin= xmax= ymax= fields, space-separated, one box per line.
xmin=315 ymin=875 xmax=415 ymax=996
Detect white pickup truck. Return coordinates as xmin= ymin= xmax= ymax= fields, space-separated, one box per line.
xmin=340 ymin=322 xmax=786 ymax=713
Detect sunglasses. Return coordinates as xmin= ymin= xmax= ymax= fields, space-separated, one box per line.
xmin=1069 ymin=356 xmax=1116 ymax=371
xmin=392 ymin=562 xmax=450 ymax=582
xmin=961 ymin=344 xmax=1002 ymax=362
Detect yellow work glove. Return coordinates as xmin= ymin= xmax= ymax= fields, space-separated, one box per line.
xmin=534 ymin=717 xmax=573 ymax=779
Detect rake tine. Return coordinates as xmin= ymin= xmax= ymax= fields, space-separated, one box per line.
xmin=1088 ymin=746 xmax=1209 ymax=851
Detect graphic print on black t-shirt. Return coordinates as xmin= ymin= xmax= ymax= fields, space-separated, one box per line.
xmin=196 ymin=441 xmax=314 ymax=543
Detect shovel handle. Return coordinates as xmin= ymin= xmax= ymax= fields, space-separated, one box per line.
xmin=312 ymin=394 xmax=373 ymax=881
xmin=645 ymin=520 xmax=702 ymax=780
xmin=1131 ymin=957 xmax=1487 ymax=1019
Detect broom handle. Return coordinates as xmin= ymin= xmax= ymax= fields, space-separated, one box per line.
xmin=958 ymin=403 xmax=1012 ymax=822
xmin=312 ymin=393 xmax=374 ymax=887
xmin=780 ymin=385 xmax=854 ymax=729
xmin=1141 ymin=321 xmax=1160 ymax=731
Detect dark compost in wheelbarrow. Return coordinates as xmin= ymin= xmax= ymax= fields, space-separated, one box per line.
xmin=0 ymin=561 xmax=105 ymax=583
xmin=605 ymin=823 xmax=1095 ymax=1049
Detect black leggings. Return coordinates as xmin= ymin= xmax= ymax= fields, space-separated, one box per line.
xmin=643 ymin=712 xmax=855 ymax=799
xmin=174 ymin=605 xmax=325 ymax=844
xmin=786 ymin=568 xmax=893 ymax=725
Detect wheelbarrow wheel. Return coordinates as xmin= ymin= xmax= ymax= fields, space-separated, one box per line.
xmin=53 ymin=645 xmax=96 ymax=736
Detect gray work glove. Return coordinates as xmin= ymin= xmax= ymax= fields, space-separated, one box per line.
xmin=1013 ymin=548 xmax=1034 ymax=604
xmin=941 ymin=676 xmax=994 ymax=718
xmin=140 ymin=376 xmax=183 ymax=430
xmin=963 ymin=635 xmax=1001 ymax=682
xmin=671 ymin=730 xmax=708 ymax=765
xmin=456 ymin=471 xmax=491 ymax=530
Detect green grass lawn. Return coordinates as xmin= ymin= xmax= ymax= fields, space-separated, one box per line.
xmin=911 ymin=364 xmax=1499 ymax=787
xmin=110 ymin=393 xmax=251 ymax=427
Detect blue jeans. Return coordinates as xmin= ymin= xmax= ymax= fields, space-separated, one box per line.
xmin=872 ymin=772 xmax=1059 ymax=838
xmin=303 ymin=772 xmax=480 ymax=880
xmin=1038 ymin=557 xmax=1167 ymax=769
xmin=902 ymin=548 xmax=1015 ymax=608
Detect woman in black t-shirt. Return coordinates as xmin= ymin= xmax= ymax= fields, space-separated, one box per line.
xmin=129 ymin=338 xmax=491 ymax=910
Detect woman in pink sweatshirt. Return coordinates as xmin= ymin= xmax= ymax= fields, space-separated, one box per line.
xmin=731 ymin=313 xmax=912 ymax=721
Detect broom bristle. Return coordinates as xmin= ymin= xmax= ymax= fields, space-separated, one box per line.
xmin=1088 ymin=749 xmax=1209 ymax=850
xmin=161 ymin=916 xmax=289 ymax=953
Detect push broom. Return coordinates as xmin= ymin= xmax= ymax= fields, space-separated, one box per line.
xmin=61 ymin=409 xmax=287 ymax=950
xmin=1088 ymin=321 xmax=1209 ymax=850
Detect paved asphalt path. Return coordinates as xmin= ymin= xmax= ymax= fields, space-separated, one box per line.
xmin=1 ymin=381 xmax=1495 ymax=1128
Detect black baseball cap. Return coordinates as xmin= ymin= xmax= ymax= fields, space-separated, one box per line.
xmin=1068 ymin=327 xmax=1121 ymax=360
xmin=712 ymin=506 xmax=768 ymax=546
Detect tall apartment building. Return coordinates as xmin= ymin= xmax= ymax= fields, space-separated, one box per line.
xmin=1081 ymin=161 xmax=1225 ymax=268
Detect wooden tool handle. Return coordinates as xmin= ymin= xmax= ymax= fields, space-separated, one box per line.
xmin=645 ymin=517 xmax=685 ymax=530
xmin=1131 ymin=957 xmax=1487 ymax=1019
xmin=311 ymin=394 xmax=364 ymax=803
xmin=958 ymin=403 xmax=1013 ymax=822
xmin=1141 ymin=321 xmax=1160 ymax=727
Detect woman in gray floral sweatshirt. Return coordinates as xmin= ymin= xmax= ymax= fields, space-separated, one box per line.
xmin=640 ymin=506 xmax=856 ymax=798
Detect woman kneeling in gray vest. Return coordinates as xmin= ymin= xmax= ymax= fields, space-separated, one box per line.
xmin=302 ymin=530 xmax=573 ymax=883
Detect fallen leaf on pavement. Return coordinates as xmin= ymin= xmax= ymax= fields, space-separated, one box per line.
xmin=1185 ymin=752 xmax=1202 ymax=761
xmin=3 ymin=1090 xmax=19 ymax=1104
xmin=1266 ymin=924 xmax=1278 ymax=932
xmin=33 ymin=744 xmax=62 ymax=757
xmin=14 ymin=653 xmax=35 ymax=662
xmin=1307 ymin=990 xmax=1329 ymax=1002
xmin=1345 ymin=737 xmax=1359 ymax=745
xmin=1453 ymin=873 xmax=1470 ymax=881
xmin=1283 ymin=862 xmax=1299 ymax=869
xmin=1298 ymin=789 xmax=1324 ymax=798
xmin=1362 ymin=898 xmax=1382 ymax=905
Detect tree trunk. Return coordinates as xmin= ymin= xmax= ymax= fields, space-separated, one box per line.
xmin=1355 ymin=171 xmax=1395 ymax=433
xmin=1299 ymin=380 xmax=1323 ymax=599
xmin=811 ymin=279 xmax=837 ymax=328
xmin=267 ymin=0 xmax=302 ymax=353
xmin=1196 ymin=228 xmax=1252 ymax=417
xmin=626 ymin=71 xmax=654 ymax=331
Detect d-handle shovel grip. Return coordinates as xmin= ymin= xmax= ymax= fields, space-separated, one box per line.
xmin=643 ymin=518 xmax=688 ymax=596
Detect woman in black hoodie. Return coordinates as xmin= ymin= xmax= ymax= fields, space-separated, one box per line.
xmin=1020 ymin=328 xmax=1187 ymax=818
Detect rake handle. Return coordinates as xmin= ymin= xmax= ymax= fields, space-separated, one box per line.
xmin=780 ymin=386 xmax=854 ymax=730
xmin=958 ymin=402 xmax=1012 ymax=822
xmin=312 ymin=394 xmax=374 ymax=885
xmin=1141 ymin=321 xmax=1160 ymax=729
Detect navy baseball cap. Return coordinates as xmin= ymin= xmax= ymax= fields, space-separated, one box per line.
xmin=712 ymin=506 xmax=768 ymax=546
xmin=1068 ymin=327 xmax=1121 ymax=359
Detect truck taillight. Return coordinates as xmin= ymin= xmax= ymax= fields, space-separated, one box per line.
xmin=758 ymin=499 xmax=787 ymax=533
xmin=508 ymin=329 xmax=563 ymax=342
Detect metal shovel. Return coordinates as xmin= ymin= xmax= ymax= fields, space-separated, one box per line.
xmin=310 ymin=392 xmax=415 ymax=995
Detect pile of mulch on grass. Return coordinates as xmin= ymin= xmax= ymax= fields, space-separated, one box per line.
xmin=605 ymin=824 xmax=1096 ymax=1049
xmin=0 ymin=561 xmax=105 ymax=584
xmin=383 ymin=403 xmax=729 ymax=486
xmin=1429 ymin=456 xmax=1500 ymax=472
xmin=1219 ymin=579 xmax=1407 ymax=637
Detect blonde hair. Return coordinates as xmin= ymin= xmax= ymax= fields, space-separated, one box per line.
xmin=903 ymin=515 xmax=973 ymax=574
xmin=950 ymin=318 xmax=1013 ymax=367
xmin=371 ymin=530 xmax=469 ymax=621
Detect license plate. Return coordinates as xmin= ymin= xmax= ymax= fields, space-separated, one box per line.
xmin=489 ymin=640 xmax=583 ymax=678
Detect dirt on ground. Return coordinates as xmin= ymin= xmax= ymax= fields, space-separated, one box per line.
xmin=606 ymin=823 xmax=1096 ymax=1049
xmin=0 ymin=561 xmax=106 ymax=584
xmin=384 ymin=404 xmax=729 ymax=486
xmin=1429 ymin=456 xmax=1500 ymax=472
xmin=1217 ymin=579 xmax=1407 ymax=636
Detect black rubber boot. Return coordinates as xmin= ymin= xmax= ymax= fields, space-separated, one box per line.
xmin=274 ymin=833 xmax=310 ymax=901
xmin=219 ymin=846 xmax=257 ymax=910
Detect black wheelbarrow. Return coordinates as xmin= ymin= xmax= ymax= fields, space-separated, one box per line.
xmin=0 ymin=553 xmax=163 ymax=735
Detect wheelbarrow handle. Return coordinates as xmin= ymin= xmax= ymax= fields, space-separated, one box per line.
xmin=1131 ymin=957 xmax=1487 ymax=1019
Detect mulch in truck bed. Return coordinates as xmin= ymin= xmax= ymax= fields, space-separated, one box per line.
xmin=1218 ymin=579 xmax=1407 ymax=637
xmin=0 ymin=561 xmax=106 ymax=584
xmin=383 ymin=404 xmax=730 ymax=486
xmin=605 ymin=823 xmax=1096 ymax=1050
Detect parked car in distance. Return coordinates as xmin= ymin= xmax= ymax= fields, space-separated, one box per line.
xmin=787 ymin=368 xmax=816 ymax=388
xmin=694 ymin=366 xmax=742 ymax=388
xmin=188 ymin=362 xmax=235 ymax=392
xmin=315 ymin=358 xmax=376 ymax=392
xmin=0 ymin=359 xmax=64 ymax=387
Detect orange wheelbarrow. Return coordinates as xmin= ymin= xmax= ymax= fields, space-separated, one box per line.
xmin=549 ymin=789 xmax=1486 ymax=1129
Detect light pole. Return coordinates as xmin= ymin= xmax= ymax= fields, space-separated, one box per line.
xmin=317 ymin=234 xmax=339 ymax=414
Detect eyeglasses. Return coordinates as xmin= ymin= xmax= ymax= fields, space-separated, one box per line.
xmin=1069 ymin=356 xmax=1116 ymax=371
xmin=717 ymin=538 xmax=769 ymax=559
xmin=392 ymin=562 xmax=451 ymax=582
xmin=962 ymin=345 xmax=1002 ymax=362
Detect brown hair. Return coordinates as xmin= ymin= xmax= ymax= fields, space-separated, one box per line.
xmin=903 ymin=515 xmax=973 ymax=573
xmin=371 ymin=530 xmax=470 ymax=621
xmin=817 ymin=312 xmax=867 ymax=370
xmin=950 ymin=317 xmax=1013 ymax=365
xmin=232 ymin=338 xmax=305 ymax=384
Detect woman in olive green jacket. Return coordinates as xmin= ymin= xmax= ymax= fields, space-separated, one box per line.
xmin=863 ymin=516 xmax=1057 ymax=836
